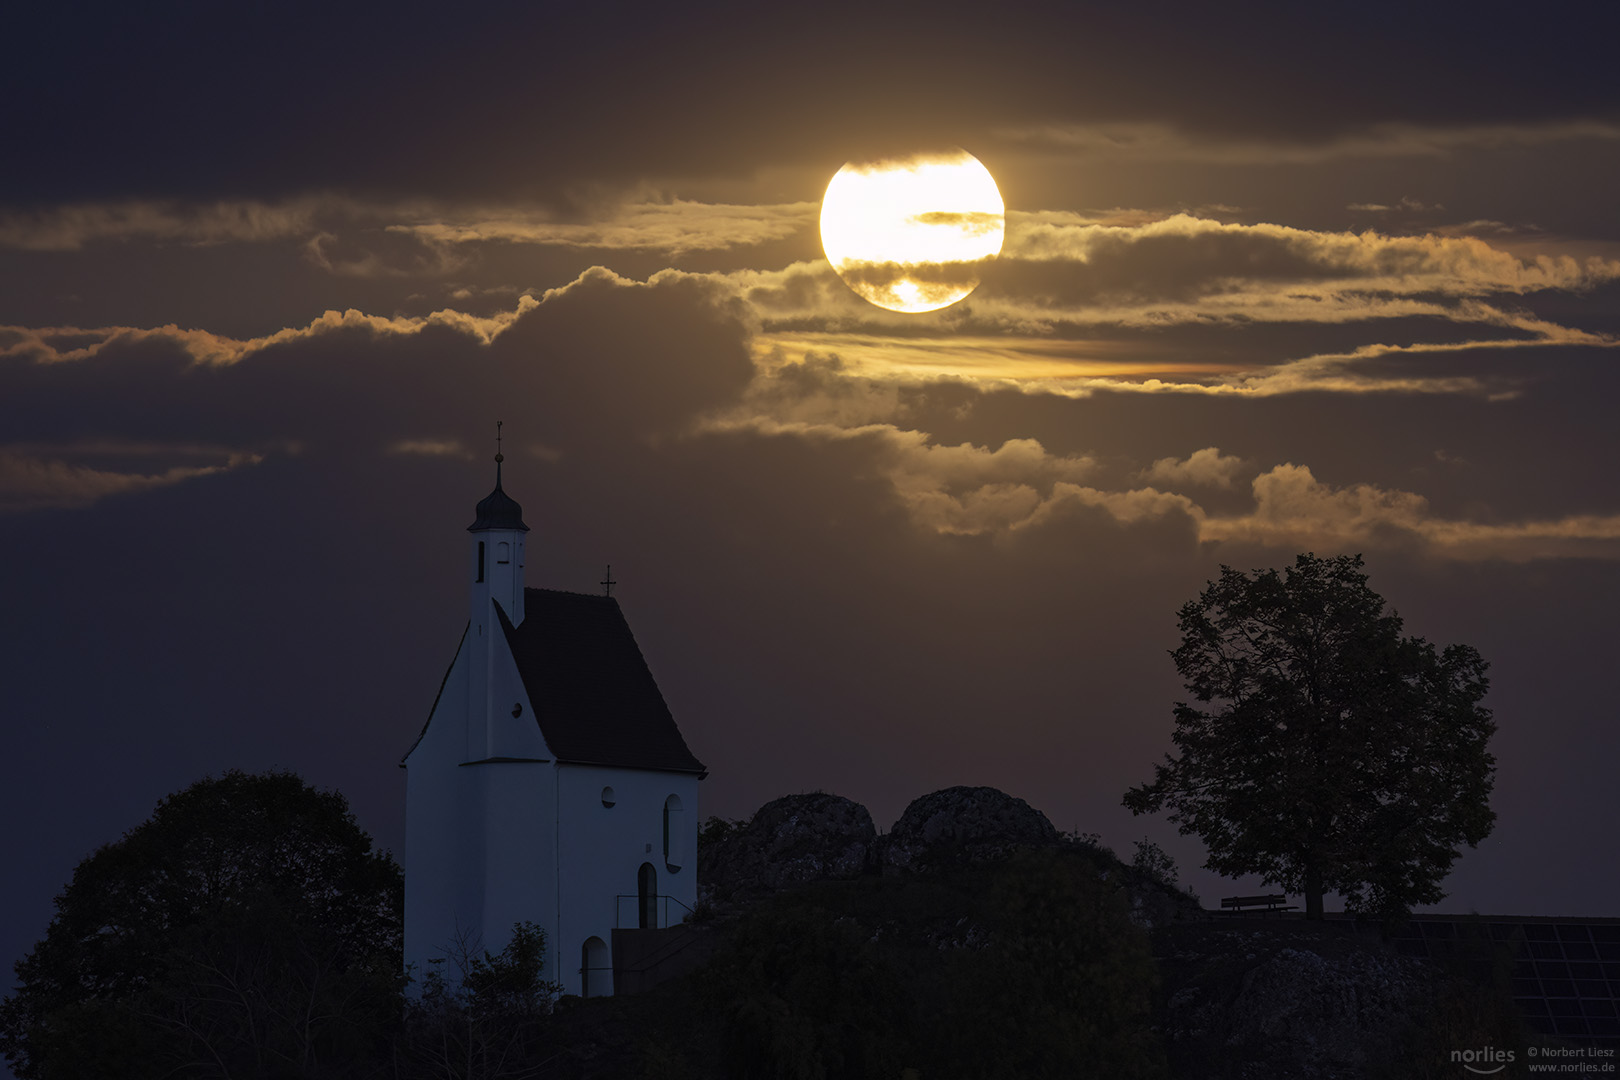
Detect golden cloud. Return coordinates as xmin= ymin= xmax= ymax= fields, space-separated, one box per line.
xmin=392 ymin=200 xmax=817 ymax=257
xmin=3 ymin=266 xmax=1614 ymax=562
xmin=0 ymin=296 xmax=540 ymax=367
xmin=1198 ymin=464 xmax=1620 ymax=560
xmin=1002 ymin=212 xmax=1620 ymax=295
xmin=0 ymin=450 xmax=261 ymax=512
xmin=388 ymin=439 xmax=474 ymax=459
xmin=0 ymin=196 xmax=817 ymax=271
xmin=712 ymin=214 xmax=1620 ymax=366
xmin=1140 ymin=448 xmax=1248 ymax=489
xmin=705 ymin=413 xmax=1620 ymax=561
xmin=0 ymin=196 xmax=367 ymax=252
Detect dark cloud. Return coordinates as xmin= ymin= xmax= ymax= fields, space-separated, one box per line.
xmin=6 ymin=1 xmax=1619 ymax=204
xmin=0 ymin=268 xmax=754 ymax=461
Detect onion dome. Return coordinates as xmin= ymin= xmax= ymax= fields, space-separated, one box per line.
xmin=467 ymin=456 xmax=530 ymax=532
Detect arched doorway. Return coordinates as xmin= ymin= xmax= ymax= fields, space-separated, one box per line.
xmin=638 ymin=862 xmax=657 ymax=928
xmin=580 ymin=936 xmax=609 ymax=997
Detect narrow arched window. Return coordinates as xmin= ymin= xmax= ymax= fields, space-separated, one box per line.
xmin=476 ymin=541 xmax=485 ymax=583
xmin=663 ymin=794 xmax=684 ymax=872
xmin=497 ymin=541 xmax=510 ymax=565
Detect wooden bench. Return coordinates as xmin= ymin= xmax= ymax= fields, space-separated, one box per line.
xmin=1219 ymin=894 xmax=1298 ymax=916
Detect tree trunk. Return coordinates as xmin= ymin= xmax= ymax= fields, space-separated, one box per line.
xmin=1304 ymin=862 xmax=1324 ymax=920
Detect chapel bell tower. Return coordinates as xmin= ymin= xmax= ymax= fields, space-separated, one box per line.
xmin=464 ymin=424 xmax=529 ymax=762
xmin=468 ymin=422 xmax=528 ymax=628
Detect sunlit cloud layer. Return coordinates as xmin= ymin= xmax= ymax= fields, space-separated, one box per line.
xmin=0 ymin=300 xmax=538 ymax=366
xmin=388 ymin=439 xmax=475 ymax=460
xmin=3 ymin=191 xmax=1616 ymax=558
xmin=745 ymin=327 xmax=1618 ymax=399
xmin=1003 ymin=212 xmax=1620 ymax=291
xmin=703 ymin=418 xmax=1620 ymax=561
xmin=1139 ymin=447 xmax=1248 ymax=489
xmin=0 ymin=198 xmax=336 ymax=251
xmin=0 ymin=449 xmax=259 ymax=512
xmin=0 ymin=196 xmax=818 ymax=258
xmin=393 ymin=200 xmax=818 ymax=256
xmin=748 ymin=332 xmax=1243 ymax=384
xmin=722 ymin=216 xmax=1620 ymax=339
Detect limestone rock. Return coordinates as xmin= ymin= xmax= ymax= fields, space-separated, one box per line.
xmin=1158 ymin=923 xmax=1437 ymax=1079
xmin=1231 ymin=946 xmax=1421 ymax=1052
xmin=882 ymin=785 xmax=1060 ymax=871
xmin=698 ymin=792 xmax=876 ymax=908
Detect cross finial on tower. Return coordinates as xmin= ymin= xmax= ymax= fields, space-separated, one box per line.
xmin=601 ymin=564 xmax=616 ymax=597
xmin=493 ymin=420 xmax=505 ymax=488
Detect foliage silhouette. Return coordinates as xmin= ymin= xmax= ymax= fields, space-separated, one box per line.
xmin=0 ymin=769 xmax=402 ymax=1080
xmin=689 ymin=847 xmax=1166 ymax=1080
xmin=399 ymin=921 xmax=563 ymax=1080
xmin=1132 ymin=838 xmax=1179 ymax=887
xmin=1124 ymin=552 xmax=1496 ymax=920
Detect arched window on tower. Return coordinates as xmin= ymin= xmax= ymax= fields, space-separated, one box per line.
xmin=663 ymin=794 xmax=684 ymax=872
xmin=497 ymin=541 xmax=510 ymax=565
xmin=476 ymin=541 xmax=485 ymax=583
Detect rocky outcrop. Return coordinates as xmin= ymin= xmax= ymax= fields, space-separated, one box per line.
xmin=698 ymin=792 xmax=876 ymax=908
xmin=1232 ymin=946 xmax=1423 ymax=1065
xmin=882 ymin=786 xmax=1061 ymax=871
xmin=1157 ymin=922 xmax=1439 ymax=1079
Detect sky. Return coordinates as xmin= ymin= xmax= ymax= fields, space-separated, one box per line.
xmin=4 ymin=0 xmax=1620 ymax=1012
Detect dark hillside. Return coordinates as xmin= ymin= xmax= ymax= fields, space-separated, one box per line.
xmin=548 ymin=843 xmax=1171 ymax=1079
xmin=522 ymin=789 xmax=1525 ymax=1079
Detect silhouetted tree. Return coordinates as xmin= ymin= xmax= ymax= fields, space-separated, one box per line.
xmin=1123 ymin=553 xmax=1496 ymax=920
xmin=398 ymin=922 xmax=562 ymax=1080
xmin=0 ymin=770 xmax=403 ymax=1079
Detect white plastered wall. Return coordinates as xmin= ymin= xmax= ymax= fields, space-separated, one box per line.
xmin=476 ymin=627 xmax=556 ymax=976
xmin=404 ymin=622 xmax=558 ymax=988
xmin=403 ymin=639 xmax=480 ymax=985
xmin=553 ymin=764 xmax=701 ymax=996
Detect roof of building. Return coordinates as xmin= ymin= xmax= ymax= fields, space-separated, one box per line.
xmin=468 ymin=461 xmax=530 ymax=533
xmin=495 ymin=588 xmax=706 ymax=775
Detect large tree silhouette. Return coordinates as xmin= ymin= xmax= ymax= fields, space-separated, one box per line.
xmin=0 ymin=770 xmax=403 ymax=1079
xmin=1124 ymin=553 xmax=1496 ymax=920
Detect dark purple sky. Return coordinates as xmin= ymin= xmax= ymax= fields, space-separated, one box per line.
xmin=4 ymin=1 xmax=1619 ymax=1031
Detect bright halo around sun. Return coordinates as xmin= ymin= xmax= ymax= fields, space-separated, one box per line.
xmin=820 ymin=149 xmax=1005 ymax=313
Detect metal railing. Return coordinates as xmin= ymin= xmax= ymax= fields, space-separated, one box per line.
xmin=614 ymin=893 xmax=694 ymax=930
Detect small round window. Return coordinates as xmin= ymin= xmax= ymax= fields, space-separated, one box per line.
xmin=601 ymin=786 xmax=616 ymax=809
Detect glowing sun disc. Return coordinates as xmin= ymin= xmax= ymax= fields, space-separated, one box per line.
xmin=820 ymin=149 xmax=1005 ymax=313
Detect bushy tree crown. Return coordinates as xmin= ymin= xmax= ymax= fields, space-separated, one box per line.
xmin=1124 ymin=553 xmax=1496 ymax=919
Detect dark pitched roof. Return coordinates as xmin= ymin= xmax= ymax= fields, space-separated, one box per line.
xmin=494 ymin=588 xmax=706 ymax=775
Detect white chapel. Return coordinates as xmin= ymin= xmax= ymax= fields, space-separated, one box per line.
xmin=402 ymin=452 xmax=706 ymax=997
